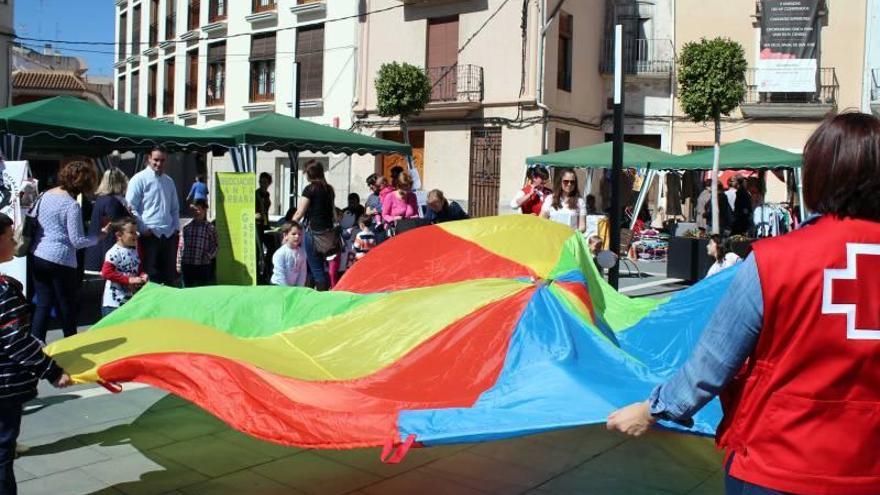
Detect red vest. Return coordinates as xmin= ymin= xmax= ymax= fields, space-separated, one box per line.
xmin=718 ymin=216 xmax=880 ymax=495
xmin=519 ymin=185 xmax=549 ymax=216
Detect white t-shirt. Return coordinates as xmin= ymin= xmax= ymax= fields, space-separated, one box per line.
xmin=706 ymin=252 xmax=742 ymax=278
xmin=271 ymin=244 xmax=308 ymax=286
xmin=541 ymin=194 xmax=587 ymax=230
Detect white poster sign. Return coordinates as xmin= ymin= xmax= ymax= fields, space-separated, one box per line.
xmin=755 ymin=59 xmax=817 ymax=93
xmin=0 ymin=161 xmax=32 ymax=291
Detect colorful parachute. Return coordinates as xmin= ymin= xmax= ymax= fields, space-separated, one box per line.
xmin=47 ymin=215 xmax=732 ymax=455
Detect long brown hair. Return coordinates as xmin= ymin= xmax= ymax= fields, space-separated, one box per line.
xmin=305 ymin=160 xmax=334 ymax=201
xmin=551 ymin=168 xmax=580 ymax=210
xmin=802 ymin=112 xmax=880 ymax=220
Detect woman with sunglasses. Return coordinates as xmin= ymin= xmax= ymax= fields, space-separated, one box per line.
xmin=541 ymin=168 xmax=586 ymax=233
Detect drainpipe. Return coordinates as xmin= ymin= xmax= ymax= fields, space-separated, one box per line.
xmin=536 ymin=0 xmax=566 ymax=154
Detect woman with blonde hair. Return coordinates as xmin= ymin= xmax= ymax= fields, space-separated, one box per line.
xmin=30 ymin=160 xmax=106 ymax=341
xmin=84 ymin=168 xmax=130 ymax=272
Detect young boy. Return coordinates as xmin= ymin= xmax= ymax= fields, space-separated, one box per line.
xmin=353 ymin=214 xmax=377 ymax=261
xmin=0 ymin=212 xmax=71 ymax=493
xmin=270 ymin=222 xmax=307 ymax=287
xmin=177 ymin=199 xmax=218 ymax=288
xmin=101 ymin=218 xmax=148 ymax=316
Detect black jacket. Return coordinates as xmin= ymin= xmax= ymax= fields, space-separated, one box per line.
xmin=0 ymin=276 xmax=63 ymax=402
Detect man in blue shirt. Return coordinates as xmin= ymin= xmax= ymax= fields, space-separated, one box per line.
xmin=126 ymin=147 xmax=180 ymax=285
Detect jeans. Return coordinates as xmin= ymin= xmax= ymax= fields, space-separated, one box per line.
xmin=303 ymin=229 xmax=329 ymax=290
xmin=725 ymin=455 xmax=794 ymax=495
xmin=181 ymin=263 xmax=215 ymax=288
xmin=140 ymin=233 xmax=179 ymax=286
xmin=31 ymin=256 xmax=79 ymax=342
xmin=0 ymin=401 xmax=22 ymax=495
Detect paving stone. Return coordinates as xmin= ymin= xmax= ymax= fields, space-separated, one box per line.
xmin=252 ymin=451 xmax=382 ymax=495
xmin=466 ymin=435 xmax=591 ymax=476
xmin=18 ymin=468 xmax=113 ymax=495
xmin=358 ymin=467 xmax=489 ymax=495
xmin=13 ymin=464 xmax=36 ymax=482
xmin=179 ymin=469 xmax=305 ymax=495
xmin=532 ymin=468 xmax=680 ymax=495
xmin=80 ymin=452 xmax=208 ymax=495
xmin=313 ymin=443 xmax=464 ymax=478
xmin=212 ymin=429 xmax=306 ymax=460
xmin=686 ymin=469 xmax=724 ymax=495
xmin=134 ymin=405 xmax=229 ymax=442
xmin=147 ymin=434 xmax=275 ymax=478
xmin=15 ymin=437 xmax=111 ymax=476
xmin=422 ymin=450 xmax=553 ymax=494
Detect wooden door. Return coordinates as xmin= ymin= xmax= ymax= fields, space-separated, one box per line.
xmin=380 ymin=130 xmax=424 ymax=185
xmin=426 ymin=16 xmax=459 ymax=101
xmin=468 ymin=128 xmax=502 ymax=217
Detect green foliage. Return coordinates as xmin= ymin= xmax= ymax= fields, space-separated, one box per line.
xmin=375 ymin=62 xmax=432 ymax=118
xmin=677 ymin=38 xmax=747 ymax=123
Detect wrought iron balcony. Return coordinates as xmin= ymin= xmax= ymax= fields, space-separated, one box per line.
xmin=427 ymin=64 xmax=483 ymax=104
xmin=600 ymin=38 xmax=674 ymax=76
xmin=741 ymin=67 xmax=838 ymax=119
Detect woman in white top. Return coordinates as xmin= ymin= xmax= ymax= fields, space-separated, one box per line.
xmin=706 ymin=234 xmax=742 ymax=278
xmin=541 ymin=168 xmax=586 ymax=233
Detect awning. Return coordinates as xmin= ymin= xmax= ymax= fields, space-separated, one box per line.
xmin=525 ymin=142 xmax=677 ymax=169
xmin=650 ymin=139 xmax=802 ymax=170
xmin=0 ymin=96 xmax=230 ymax=157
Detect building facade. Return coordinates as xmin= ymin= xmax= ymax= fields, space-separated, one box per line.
xmin=351 ymin=0 xmax=607 ymax=216
xmin=0 ymin=0 xmax=13 ymax=108
xmin=114 ymin=0 xmax=359 ymax=214
xmin=866 ymin=0 xmax=879 ymax=115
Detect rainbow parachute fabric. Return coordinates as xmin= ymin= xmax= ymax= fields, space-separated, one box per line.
xmin=47 ymin=215 xmax=733 ymax=454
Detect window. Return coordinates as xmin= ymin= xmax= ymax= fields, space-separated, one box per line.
xmin=163 ymin=58 xmax=175 ymax=114
xmin=250 ymin=33 xmax=276 ymax=102
xmin=207 ymin=42 xmax=226 ymax=106
xmin=557 ymin=11 xmax=572 ymax=92
xmin=118 ymin=12 xmax=128 ymax=61
xmin=209 ymin=0 xmax=226 ymax=22
xmin=188 ymin=0 xmax=200 ymax=32
xmin=165 ymin=0 xmax=176 ymax=40
xmin=555 ymin=129 xmax=571 ymax=152
xmin=148 ymin=65 xmax=158 ymax=117
xmin=253 ymin=0 xmax=276 ymax=13
xmin=132 ymin=5 xmax=141 ymax=55
xmin=426 ymin=16 xmax=459 ymax=101
xmin=149 ymin=0 xmax=159 ymax=47
xmin=130 ymin=70 xmax=140 ymax=114
xmin=295 ymin=24 xmax=324 ymax=100
xmin=186 ymin=49 xmax=198 ymax=110
xmin=117 ymin=75 xmax=127 ymax=111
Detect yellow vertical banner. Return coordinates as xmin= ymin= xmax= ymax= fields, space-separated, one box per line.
xmin=215 ymin=172 xmax=257 ymax=285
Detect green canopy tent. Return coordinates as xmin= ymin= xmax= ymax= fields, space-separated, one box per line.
xmin=526 ymin=142 xmax=678 ymax=229
xmin=650 ymin=139 xmax=805 ymax=219
xmin=525 ymin=141 xmax=676 ymax=169
xmin=0 ymin=96 xmax=231 ymax=159
xmin=207 ymin=113 xmax=411 ymax=173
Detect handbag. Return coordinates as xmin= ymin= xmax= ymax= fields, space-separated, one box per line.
xmin=311 ymin=226 xmax=342 ymax=256
xmin=15 ymin=193 xmax=43 ymax=257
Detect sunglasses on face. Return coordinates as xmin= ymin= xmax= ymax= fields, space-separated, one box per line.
xmin=562 ymin=179 xmax=576 ymax=185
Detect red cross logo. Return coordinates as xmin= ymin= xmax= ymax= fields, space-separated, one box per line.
xmin=822 ymin=243 xmax=880 ymax=340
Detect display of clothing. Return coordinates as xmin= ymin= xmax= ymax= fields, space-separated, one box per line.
xmin=753 ymin=203 xmax=792 ymax=238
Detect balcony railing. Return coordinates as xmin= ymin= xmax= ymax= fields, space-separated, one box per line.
xmin=744 ymin=67 xmax=838 ymax=105
xmin=872 ymin=68 xmax=880 ymax=103
xmin=600 ymin=38 xmax=674 ymax=75
xmin=741 ymin=67 xmax=838 ymax=119
xmin=427 ymin=64 xmax=483 ymax=103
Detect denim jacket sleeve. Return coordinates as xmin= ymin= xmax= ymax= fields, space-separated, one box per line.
xmin=648 ymin=254 xmax=764 ymax=426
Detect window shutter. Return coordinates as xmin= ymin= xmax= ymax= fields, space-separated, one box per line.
xmin=208 ymin=42 xmax=226 ymax=63
xmin=295 ymin=24 xmax=324 ymax=100
xmin=251 ymin=33 xmax=277 ymax=61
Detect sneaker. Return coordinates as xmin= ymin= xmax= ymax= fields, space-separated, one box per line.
xmin=14 ymin=443 xmax=29 ymax=458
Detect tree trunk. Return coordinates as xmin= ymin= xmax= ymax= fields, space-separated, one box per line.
xmin=400 ymin=118 xmax=422 ymax=190
xmin=711 ymin=113 xmax=721 ymax=235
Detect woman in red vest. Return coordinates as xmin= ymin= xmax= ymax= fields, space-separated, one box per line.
xmin=607 ymin=113 xmax=880 ymax=495
xmin=509 ymin=165 xmax=551 ymax=215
